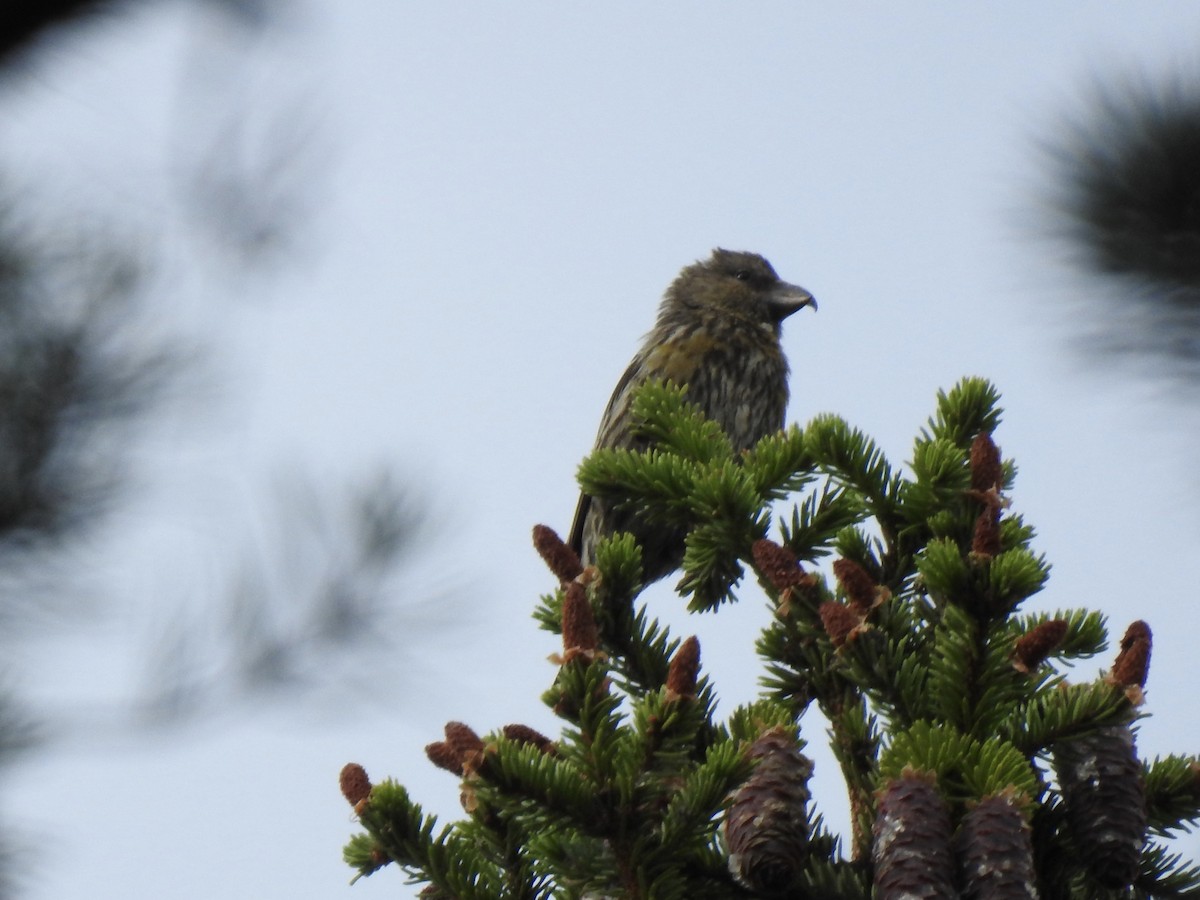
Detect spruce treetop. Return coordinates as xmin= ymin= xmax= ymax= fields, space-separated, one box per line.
xmin=338 ymin=377 xmax=1200 ymax=899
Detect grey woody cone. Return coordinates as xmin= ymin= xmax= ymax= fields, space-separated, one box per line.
xmin=1052 ymin=724 xmax=1146 ymax=889
xmin=724 ymin=728 xmax=813 ymax=895
xmin=872 ymin=772 xmax=957 ymax=900
xmin=955 ymin=793 xmax=1039 ymax=900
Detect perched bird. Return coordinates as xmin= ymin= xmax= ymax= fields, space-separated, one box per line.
xmin=569 ymin=248 xmax=815 ymax=584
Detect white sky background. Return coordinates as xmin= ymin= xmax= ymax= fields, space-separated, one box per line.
xmin=2 ymin=3 xmax=1200 ymax=898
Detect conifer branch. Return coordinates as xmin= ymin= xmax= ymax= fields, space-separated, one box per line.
xmin=339 ymin=377 xmax=1197 ymax=898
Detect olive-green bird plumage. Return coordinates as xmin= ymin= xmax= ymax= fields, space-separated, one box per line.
xmin=569 ymin=248 xmax=815 ymax=584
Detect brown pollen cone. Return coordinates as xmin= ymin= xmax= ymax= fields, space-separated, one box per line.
xmin=666 ymin=635 xmax=701 ymax=700
xmin=425 ymin=740 xmax=463 ymax=775
xmin=427 ymin=721 xmax=486 ymax=776
xmin=561 ymin=580 xmax=600 ymax=662
xmin=752 ymin=538 xmax=808 ymax=591
xmin=832 ymin=558 xmax=880 ymax=615
xmin=339 ymin=762 xmax=372 ymax=808
xmin=533 ymin=523 xmax=583 ymax=582
xmin=970 ymin=432 xmax=1003 ymax=492
xmin=444 ymin=721 xmax=485 ymax=773
xmin=1012 ymin=618 xmax=1068 ymax=673
xmin=971 ymin=503 xmax=1002 ymax=557
xmin=819 ymin=601 xmax=861 ymax=648
xmin=1109 ymin=620 xmax=1152 ymax=690
xmin=502 ymin=724 xmax=557 ymax=755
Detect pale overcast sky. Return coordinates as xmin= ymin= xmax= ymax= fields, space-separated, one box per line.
xmin=3 ymin=4 xmax=1200 ymax=898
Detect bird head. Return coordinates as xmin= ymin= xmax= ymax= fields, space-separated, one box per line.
xmin=663 ymin=249 xmax=816 ymax=330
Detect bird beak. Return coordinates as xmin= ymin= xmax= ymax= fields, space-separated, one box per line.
xmin=768 ymin=282 xmax=817 ymax=321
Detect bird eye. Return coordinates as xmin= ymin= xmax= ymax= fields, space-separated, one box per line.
xmin=732 ymin=270 xmax=752 ymax=282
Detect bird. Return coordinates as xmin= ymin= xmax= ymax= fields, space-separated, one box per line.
xmin=568 ymin=248 xmax=815 ymax=584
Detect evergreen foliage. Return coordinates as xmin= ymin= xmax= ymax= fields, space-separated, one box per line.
xmin=338 ymin=377 xmax=1200 ymax=898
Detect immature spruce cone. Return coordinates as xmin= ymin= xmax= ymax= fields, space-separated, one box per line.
xmin=1052 ymin=724 xmax=1146 ymax=888
xmin=956 ymin=793 xmax=1039 ymax=900
xmin=872 ymin=773 xmax=957 ymax=900
xmin=724 ymin=728 xmax=813 ymax=895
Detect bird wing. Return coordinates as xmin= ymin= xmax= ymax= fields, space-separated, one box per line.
xmin=593 ymin=351 xmax=648 ymax=450
xmin=568 ymin=352 xmax=648 ymax=556
xmin=567 ymin=491 xmax=590 ymax=556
